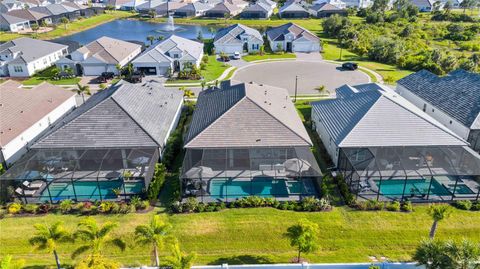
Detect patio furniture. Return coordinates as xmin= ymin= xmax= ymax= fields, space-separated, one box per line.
xmin=22 ymin=181 xmax=43 ymax=189
xmin=15 ymin=187 xmax=36 ymax=197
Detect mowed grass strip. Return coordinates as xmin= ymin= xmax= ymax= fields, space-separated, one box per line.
xmin=1 ymin=206 xmax=479 ymax=267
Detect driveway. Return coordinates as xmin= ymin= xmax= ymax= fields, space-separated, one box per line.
xmin=232 ymin=59 xmax=370 ymax=95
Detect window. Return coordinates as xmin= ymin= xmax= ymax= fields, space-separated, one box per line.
xmin=43 ymin=58 xmax=47 ymax=64
xmin=13 ymin=66 xmax=23 ymax=72
xmin=450 ymin=120 xmax=453 ymax=124
xmin=423 ymin=104 xmax=426 ymax=112
xmin=432 ymin=108 xmax=435 ymax=112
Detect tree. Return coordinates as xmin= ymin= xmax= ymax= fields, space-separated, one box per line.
xmin=76 ymin=83 xmax=91 ymax=103
xmin=165 ymin=240 xmax=197 ymax=269
xmin=413 ymin=239 xmax=451 ymax=269
xmin=157 ymin=35 xmax=165 ymax=41
xmin=197 ymin=30 xmax=203 ymax=41
xmin=223 ymin=12 xmax=229 ymax=24
xmin=445 ymin=239 xmax=480 ymax=269
xmin=148 ymin=9 xmax=156 ymax=18
xmin=200 ymin=80 xmax=206 ymax=90
xmin=59 ymin=17 xmax=69 ymax=30
xmin=259 ymin=45 xmax=265 ymax=56
xmin=135 ymin=215 xmax=172 ymax=267
xmin=315 ymin=85 xmax=326 ymax=94
xmin=31 ymin=23 xmax=39 ymax=32
xmin=29 ymin=222 xmax=71 ymax=269
xmin=284 ymin=219 xmax=319 ymax=262
xmin=179 ymin=86 xmax=195 ymax=100
xmin=72 ymin=217 xmax=126 ymax=263
xmin=371 ymin=0 xmax=389 ymax=14
xmin=115 ymin=64 xmax=122 ymax=77
xmin=0 ymin=256 xmax=25 ymax=269
xmin=147 ymin=35 xmax=155 ymax=45
xmin=427 ymin=204 xmax=452 ymax=239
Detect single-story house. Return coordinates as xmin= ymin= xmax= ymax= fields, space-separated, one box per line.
xmin=132 ymin=35 xmax=204 ymax=76
xmin=311 ymin=83 xmax=480 ymax=202
xmin=137 ymin=1 xmax=188 ymax=17
xmin=278 ymin=1 xmax=310 ymax=18
xmin=0 ymin=13 xmax=31 ymax=32
xmin=396 ymin=69 xmax=480 ymax=153
xmin=240 ymin=1 xmax=274 ymax=19
xmin=57 ymin=36 xmax=142 ymax=76
xmin=6 ymin=8 xmax=52 ymax=25
xmin=30 ymin=3 xmax=81 ymax=23
xmin=257 ymin=0 xmax=277 ymax=9
xmin=213 ymin=23 xmax=263 ymax=55
xmin=312 ymin=0 xmax=346 ymax=9
xmin=266 ymin=22 xmax=321 ymax=53
xmin=174 ymin=2 xmax=213 ymax=17
xmin=0 ymin=80 xmax=77 ymax=167
xmin=342 ymin=0 xmax=372 ymax=8
xmin=0 ymin=0 xmax=25 ymax=13
xmin=409 ymin=0 xmax=434 ymax=11
xmin=204 ymin=0 xmax=248 ymax=17
xmin=0 ymin=37 xmax=68 ymax=77
xmin=309 ymin=2 xmax=347 ymax=17
xmin=1 ymin=80 xmax=184 ymax=204
xmin=181 ymin=80 xmax=322 ymax=202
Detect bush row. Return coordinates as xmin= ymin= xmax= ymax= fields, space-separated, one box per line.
xmin=1 ymin=197 xmax=150 ymax=218
xmin=354 ymin=200 xmax=413 ymax=212
xmin=453 ymin=200 xmax=480 ymax=211
xmin=171 ymin=196 xmax=332 ymax=214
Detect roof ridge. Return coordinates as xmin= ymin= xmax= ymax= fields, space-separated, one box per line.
xmin=96 ymin=38 xmax=123 ymax=63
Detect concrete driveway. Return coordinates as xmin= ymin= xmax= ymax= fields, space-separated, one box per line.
xmin=232 ymin=60 xmax=370 ymax=95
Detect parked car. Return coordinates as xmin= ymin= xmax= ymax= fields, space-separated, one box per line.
xmin=342 ymin=62 xmax=358 ymax=70
xmin=101 ymin=72 xmax=115 ymax=79
xmin=233 ymin=52 xmax=241 ymax=60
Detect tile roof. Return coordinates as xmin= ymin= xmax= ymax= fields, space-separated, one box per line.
xmin=6 ymin=8 xmax=49 ymax=20
xmin=242 ymin=2 xmax=271 ymax=12
xmin=76 ymin=36 xmax=141 ymax=64
xmin=279 ymin=1 xmax=307 ymax=12
xmin=310 ymin=2 xmax=343 ymax=10
xmin=397 ymin=69 xmax=480 ymax=129
xmin=33 ymin=80 xmax=184 ymax=149
xmin=266 ymin=22 xmax=319 ymax=42
xmin=0 ymin=80 xmax=76 ymax=146
xmin=132 ymin=35 xmax=203 ymax=64
xmin=312 ymin=86 xmax=467 ymax=148
xmin=335 ymin=83 xmax=388 ymax=98
xmin=214 ymin=23 xmax=262 ymax=44
xmin=185 ymin=81 xmax=312 ymax=148
xmin=0 ymin=37 xmax=67 ymax=64
xmin=0 ymin=12 xmax=29 ymax=24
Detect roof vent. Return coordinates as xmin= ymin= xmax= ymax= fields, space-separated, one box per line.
xmin=20 ymin=110 xmax=24 ymax=113
xmin=249 ymin=81 xmax=253 ymax=84
xmin=256 ymin=138 xmax=261 ymax=142
xmin=264 ymin=90 xmax=267 ymax=95
xmin=260 ymin=84 xmax=263 ymax=86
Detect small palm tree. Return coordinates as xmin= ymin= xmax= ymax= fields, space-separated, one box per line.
xmin=76 ymin=83 xmax=91 ymax=103
xmin=445 ymin=239 xmax=480 ymax=269
xmin=200 ymin=80 xmax=206 ymax=91
xmin=315 ymin=85 xmax=326 ymax=94
xmin=59 ymin=17 xmax=69 ymax=30
xmin=284 ymin=219 xmax=319 ymax=262
xmin=134 ymin=215 xmax=172 ymax=267
xmin=0 ymin=255 xmax=25 ymax=269
xmin=427 ymin=204 xmax=452 ymax=239
xmin=29 ymin=222 xmax=71 ymax=269
xmin=147 ymin=35 xmax=156 ymax=45
xmin=179 ymin=87 xmax=195 ymax=100
xmin=157 ymin=35 xmax=165 ymax=41
xmin=165 ymin=240 xmax=197 ymax=269
xmin=115 ymin=64 xmax=122 ymax=77
xmin=72 ymin=217 xmax=126 ymax=263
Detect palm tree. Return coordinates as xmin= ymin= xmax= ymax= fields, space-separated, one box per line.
xmin=134 ymin=215 xmax=172 ymax=267
xmin=165 ymin=240 xmax=196 ymax=269
xmin=115 ymin=64 xmax=122 ymax=77
xmin=200 ymin=80 xmax=206 ymax=91
xmin=76 ymin=83 xmax=91 ymax=103
xmin=29 ymin=222 xmax=71 ymax=269
xmin=59 ymin=17 xmax=69 ymax=30
xmin=157 ymin=35 xmax=165 ymax=41
xmin=179 ymin=87 xmax=195 ymax=100
xmin=413 ymin=239 xmax=450 ymax=269
xmin=427 ymin=204 xmax=452 ymax=239
xmin=72 ymin=217 xmax=126 ymax=263
xmin=445 ymin=239 xmax=480 ymax=269
xmin=147 ymin=35 xmax=156 ymax=45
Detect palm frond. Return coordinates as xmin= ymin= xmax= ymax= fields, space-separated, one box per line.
xmin=71 ymin=245 xmax=91 ymax=259
xmin=109 ymin=238 xmax=126 ymax=251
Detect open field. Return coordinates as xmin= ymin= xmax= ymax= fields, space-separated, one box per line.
xmin=1 ymin=206 xmax=480 ymax=267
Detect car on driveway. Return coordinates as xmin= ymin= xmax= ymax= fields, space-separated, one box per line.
xmin=233 ymin=52 xmax=241 ymax=60
xmin=342 ymin=62 xmax=358 ymax=70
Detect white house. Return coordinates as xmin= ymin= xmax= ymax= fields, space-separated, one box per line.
xmin=213 ymin=24 xmax=263 ymax=56
xmin=132 ymin=35 xmax=204 ymax=76
xmin=57 ymin=36 xmax=142 ymax=76
xmin=0 ymin=13 xmax=31 ymax=32
xmin=396 ymin=69 xmax=480 ymax=153
xmin=266 ymin=23 xmax=321 ymax=53
xmin=0 ymin=37 xmax=68 ymax=77
xmin=0 ymin=80 xmax=77 ymax=167
xmin=342 ymin=0 xmax=372 ymax=8
xmin=312 ymin=0 xmax=346 ymax=9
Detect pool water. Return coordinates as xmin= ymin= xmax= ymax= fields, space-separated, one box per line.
xmin=375 ymin=179 xmax=451 ymax=197
xmin=209 ymin=178 xmax=315 ymax=199
xmin=40 ymin=181 xmax=144 ymax=201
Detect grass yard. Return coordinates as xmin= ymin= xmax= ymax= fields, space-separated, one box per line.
xmin=1 ymin=206 xmax=480 ymax=267
xmin=22 ymin=66 xmax=80 ymax=86
xmin=166 ymin=55 xmax=230 ymax=84
xmin=242 ymin=53 xmax=296 ymax=62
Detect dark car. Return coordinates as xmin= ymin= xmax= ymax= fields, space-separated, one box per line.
xmin=101 ymin=72 xmax=115 ymax=79
xmin=342 ymin=62 xmax=358 ymax=70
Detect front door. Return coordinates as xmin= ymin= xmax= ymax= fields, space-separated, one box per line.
xmin=286 ymin=42 xmax=292 ymax=52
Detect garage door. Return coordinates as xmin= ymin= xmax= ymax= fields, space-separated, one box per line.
xmin=293 ymin=42 xmax=318 ymax=53
xmin=83 ymin=65 xmax=106 ymax=76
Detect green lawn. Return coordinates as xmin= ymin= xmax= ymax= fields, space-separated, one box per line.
xmin=242 ymin=53 xmax=296 ymax=62
xmin=166 ymin=55 xmax=230 ymax=84
xmin=22 ymin=66 xmax=80 ymax=86
xmin=1 ymin=206 xmax=480 ymax=267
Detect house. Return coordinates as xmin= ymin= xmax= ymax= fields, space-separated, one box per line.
xmin=181 ymin=80 xmax=322 ymax=202
xmin=30 ymin=3 xmax=82 ymax=23
xmin=311 ymin=83 xmax=480 ymax=202
xmin=1 ymin=80 xmax=184 ymax=203
xmin=137 ymin=1 xmax=188 ymax=17
xmin=0 ymin=80 xmax=77 ymax=167
xmin=240 ymin=1 xmax=274 ymax=19
xmin=312 ymin=0 xmax=346 ymax=9
xmin=174 ymin=2 xmax=213 ymax=17
xmin=57 ymin=36 xmax=142 ymax=76
xmin=257 ymin=0 xmax=276 ymax=9
xmin=6 ymin=8 xmax=52 ymax=25
xmin=213 ymin=24 xmax=263 ymax=56
xmin=0 ymin=0 xmax=25 ymax=12
xmin=409 ymin=0 xmax=433 ymax=11
xmin=342 ymin=0 xmax=372 ymax=8
xmin=204 ymin=0 xmax=248 ymax=17
xmin=266 ymin=23 xmax=321 ymax=53
xmin=309 ymin=2 xmax=347 ymax=17
xmin=0 ymin=37 xmax=68 ymax=77
xmin=396 ymin=69 xmax=480 ymax=153
xmin=0 ymin=13 xmax=31 ymax=32
xmin=278 ymin=1 xmax=310 ymax=18
xmin=132 ymin=35 xmax=204 ymax=76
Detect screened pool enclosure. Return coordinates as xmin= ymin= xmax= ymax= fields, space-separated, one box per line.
xmin=338 ymin=146 xmax=480 ymax=202
xmin=0 ymin=148 xmax=158 ymax=203
xmin=181 ymin=147 xmax=323 ymax=202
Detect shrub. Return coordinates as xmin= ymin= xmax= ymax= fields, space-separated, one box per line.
xmin=196 ymin=202 xmax=206 ymax=212
xmin=471 ymin=202 xmax=480 ymax=211
xmin=38 ymin=203 xmax=52 ymax=214
xmin=147 ymin=163 xmax=166 ymax=202
xmin=245 ymin=196 xmax=264 ymax=207
xmin=183 ymin=197 xmax=199 ymax=213
xmin=0 ymin=209 xmax=5 ymax=219
xmin=355 ymin=201 xmax=368 ymax=211
xmin=454 ymin=200 xmax=472 ymax=210
xmin=99 ymin=201 xmax=115 ymax=213
xmin=110 ymin=202 xmax=121 ymax=214
xmin=23 ymin=204 xmax=38 ymax=214
xmin=200 ymin=62 xmax=207 ymax=70
xmin=401 ymin=201 xmax=413 ymax=212
xmin=171 ymin=201 xmax=183 ymax=213
xmin=130 ymin=196 xmax=143 ymax=210
xmin=59 ymin=199 xmax=74 ymax=213
xmin=202 ymin=55 xmax=209 ymax=63
xmin=366 ymin=200 xmax=384 ymax=210
xmin=139 ymin=200 xmax=150 ymax=211
xmin=386 ymin=201 xmax=401 ymax=211
xmin=7 ymin=203 xmax=22 ymax=214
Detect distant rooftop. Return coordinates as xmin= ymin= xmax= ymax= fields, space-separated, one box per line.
xmin=0 ymin=37 xmax=67 ymax=64
xmin=76 ymin=36 xmax=141 ymax=64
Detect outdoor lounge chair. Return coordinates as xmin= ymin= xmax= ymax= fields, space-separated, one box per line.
xmin=15 ymin=187 xmax=36 ymax=197
xmin=22 ymin=181 xmax=43 ymax=189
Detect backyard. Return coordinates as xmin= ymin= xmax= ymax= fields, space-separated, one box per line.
xmin=21 ymin=66 xmax=80 ymax=86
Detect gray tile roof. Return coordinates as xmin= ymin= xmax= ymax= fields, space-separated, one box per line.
xmin=242 ymin=2 xmax=271 ymax=12
xmin=335 ymin=83 xmax=387 ymax=98
xmin=0 ymin=13 xmax=29 ymax=25
xmin=397 ymin=69 xmax=480 ymax=129
xmin=312 ymin=87 xmax=468 ymax=148
xmin=0 ymin=37 xmax=67 ymax=64
xmin=132 ymin=35 xmax=203 ymax=64
xmin=279 ymin=1 xmax=307 ymax=12
xmin=214 ymin=23 xmax=263 ymax=45
xmin=311 ymin=2 xmax=343 ymax=11
xmin=185 ymin=81 xmax=312 ymax=148
xmin=33 ymin=80 xmax=183 ymax=149
xmin=266 ymin=22 xmax=319 ymax=42
xmin=76 ymin=36 xmax=141 ymax=64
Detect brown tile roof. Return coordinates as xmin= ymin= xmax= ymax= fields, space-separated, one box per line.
xmin=0 ymin=80 xmax=76 ymax=146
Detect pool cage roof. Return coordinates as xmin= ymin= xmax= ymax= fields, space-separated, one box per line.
xmin=341 ymin=145 xmax=480 ymax=179
xmin=181 ymin=147 xmax=323 ymax=180
xmin=0 ymin=148 xmax=159 ymax=182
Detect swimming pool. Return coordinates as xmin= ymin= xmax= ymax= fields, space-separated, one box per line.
xmin=40 ymin=181 xmax=144 ymax=201
xmin=209 ymin=178 xmax=316 ymax=199
xmin=374 ymin=179 xmax=451 ymax=197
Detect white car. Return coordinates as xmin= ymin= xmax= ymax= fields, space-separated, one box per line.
xmin=233 ymin=52 xmax=241 ymax=60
